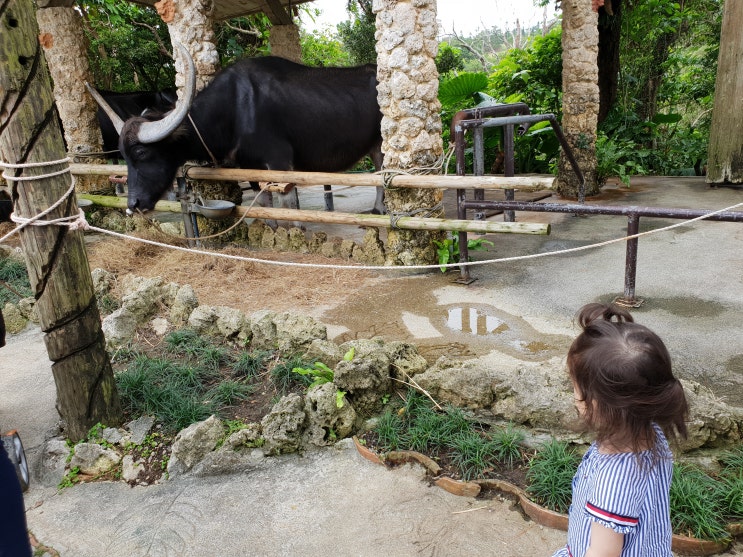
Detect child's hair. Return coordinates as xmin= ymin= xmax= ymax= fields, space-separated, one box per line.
xmin=568 ymin=303 xmax=688 ymax=453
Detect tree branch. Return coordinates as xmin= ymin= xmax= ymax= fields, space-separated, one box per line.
xmin=222 ymin=21 xmax=263 ymax=37
xmin=449 ymin=28 xmax=489 ymax=72
xmin=132 ymin=21 xmax=172 ymax=59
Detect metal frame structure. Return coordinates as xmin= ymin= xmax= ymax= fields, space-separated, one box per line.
xmin=452 ymin=106 xmax=743 ymax=305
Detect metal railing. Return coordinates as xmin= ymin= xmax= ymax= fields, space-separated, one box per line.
xmin=451 ymin=105 xmax=743 ymax=306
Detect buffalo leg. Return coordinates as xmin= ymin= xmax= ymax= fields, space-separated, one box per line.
xmin=324 ymin=185 xmax=334 ymax=211
xmin=276 ymin=186 xmax=304 ymax=230
xmin=370 ymin=142 xmax=386 ymax=214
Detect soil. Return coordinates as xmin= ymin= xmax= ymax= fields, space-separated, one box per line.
xmin=85 ymin=231 xmax=383 ymax=319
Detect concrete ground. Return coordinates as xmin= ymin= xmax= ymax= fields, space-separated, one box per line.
xmin=2 ymin=175 xmax=743 ymax=556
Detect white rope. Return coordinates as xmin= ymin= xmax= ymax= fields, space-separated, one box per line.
xmin=74 ymin=200 xmax=743 ymax=272
xmin=2 ymin=158 xmax=742 ymax=272
xmin=0 ymin=159 xmax=86 ymax=243
xmin=0 ymin=157 xmax=71 ymax=182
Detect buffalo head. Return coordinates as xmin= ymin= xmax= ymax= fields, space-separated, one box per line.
xmin=87 ymin=43 xmax=196 ymax=213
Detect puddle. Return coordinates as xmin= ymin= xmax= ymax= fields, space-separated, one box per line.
xmin=445 ymin=306 xmax=509 ymax=336
xmin=435 ymin=304 xmax=572 ymax=361
xmin=324 ymin=277 xmax=571 ymax=363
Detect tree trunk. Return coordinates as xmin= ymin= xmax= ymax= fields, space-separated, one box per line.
xmin=597 ymin=0 xmax=622 ymax=123
xmin=557 ymin=0 xmax=601 ymax=198
xmin=0 ymin=0 xmax=122 ymax=441
xmin=36 ymin=6 xmax=111 ymax=194
xmin=707 ymin=0 xmax=743 ymax=184
xmin=373 ymin=0 xmax=446 ymax=266
xmin=637 ymin=30 xmax=676 ymax=124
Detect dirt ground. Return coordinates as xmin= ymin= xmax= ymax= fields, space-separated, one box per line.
xmin=85 ymin=232 xmax=385 ymax=318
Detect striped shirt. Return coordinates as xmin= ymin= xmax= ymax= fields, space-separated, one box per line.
xmin=551 ymin=425 xmax=674 ymax=557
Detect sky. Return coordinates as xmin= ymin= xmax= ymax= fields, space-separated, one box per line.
xmin=301 ymin=0 xmax=560 ymax=37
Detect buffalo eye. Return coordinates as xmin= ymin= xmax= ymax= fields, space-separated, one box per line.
xmin=131 ymin=145 xmax=149 ymax=160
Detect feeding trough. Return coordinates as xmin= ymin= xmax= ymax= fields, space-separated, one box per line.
xmin=192 ymin=199 xmax=235 ymax=220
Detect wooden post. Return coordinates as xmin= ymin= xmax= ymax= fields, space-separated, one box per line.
xmin=0 ymin=0 xmax=122 ymax=440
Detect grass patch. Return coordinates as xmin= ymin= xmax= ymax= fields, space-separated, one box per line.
xmin=0 ymin=256 xmax=32 ymax=306
xmin=526 ymin=439 xmax=579 ymax=514
xmin=231 ymin=349 xmax=272 ymax=380
xmin=670 ymin=463 xmax=730 ymax=541
xmin=268 ymin=354 xmax=312 ymax=395
xmin=371 ymin=389 xmax=528 ymax=482
xmin=114 ymin=328 xmax=308 ymax=432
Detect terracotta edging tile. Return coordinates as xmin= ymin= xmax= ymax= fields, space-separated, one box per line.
xmin=351 ymin=438 xmax=735 ymax=556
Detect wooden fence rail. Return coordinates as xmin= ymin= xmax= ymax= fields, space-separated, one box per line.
xmin=72 ymin=163 xmax=553 ymax=235
xmin=78 ymin=194 xmax=550 ymax=235
xmin=69 ymin=163 xmax=556 ymax=192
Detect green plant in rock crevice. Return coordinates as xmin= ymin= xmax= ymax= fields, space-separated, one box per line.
xmin=434 ymin=234 xmax=494 ymax=272
xmin=291 ymin=348 xmax=354 ymax=408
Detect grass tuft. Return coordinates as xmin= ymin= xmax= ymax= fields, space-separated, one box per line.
xmin=670 ymin=463 xmax=730 ymax=542
xmin=268 ymin=355 xmax=312 ymax=395
xmin=0 ymin=257 xmax=32 ymax=306
xmin=526 ymin=439 xmax=579 ymax=514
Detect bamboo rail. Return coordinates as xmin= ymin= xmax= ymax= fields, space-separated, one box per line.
xmin=69 ymin=163 xmax=556 ymax=192
xmin=78 ymin=194 xmax=550 ymax=235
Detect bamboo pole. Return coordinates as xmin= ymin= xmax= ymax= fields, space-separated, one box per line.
xmin=79 ymin=194 xmax=550 ymax=235
xmin=0 ymin=0 xmax=122 ymax=440
xmin=69 ymin=163 xmax=556 ymax=191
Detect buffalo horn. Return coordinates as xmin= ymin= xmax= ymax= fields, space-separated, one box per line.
xmin=85 ymin=82 xmax=125 ymax=135
xmin=136 ymin=42 xmax=196 ymax=144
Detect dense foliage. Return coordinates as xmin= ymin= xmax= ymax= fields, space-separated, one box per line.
xmin=78 ymin=0 xmax=726 ymax=181
xmin=80 ymin=0 xmax=175 ymax=92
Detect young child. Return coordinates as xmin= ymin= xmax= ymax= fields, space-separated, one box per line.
xmin=552 ymin=302 xmax=688 ymax=557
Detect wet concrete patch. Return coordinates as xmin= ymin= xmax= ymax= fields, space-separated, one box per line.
xmin=631 ymin=296 xmax=727 ymax=318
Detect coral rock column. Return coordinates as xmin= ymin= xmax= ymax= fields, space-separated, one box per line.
xmin=556 ymin=0 xmax=601 ymax=198
xmin=156 ymin=0 xmax=241 ymax=236
xmin=155 ymin=0 xmax=220 ymax=94
xmin=373 ymin=0 xmax=446 ymax=266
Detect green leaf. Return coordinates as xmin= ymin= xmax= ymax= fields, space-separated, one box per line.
xmin=343 ymin=347 xmax=355 ymax=361
xmin=336 ymin=390 xmax=346 ymax=408
xmin=438 ymin=72 xmax=489 ymax=107
xmin=652 ymin=113 xmax=682 ymax=125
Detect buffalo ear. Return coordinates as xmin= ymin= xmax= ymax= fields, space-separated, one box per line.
xmin=136 ymin=42 xmax=196 ymax=144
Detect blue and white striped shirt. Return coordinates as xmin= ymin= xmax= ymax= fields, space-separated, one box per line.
xmin=551 ymin=425 xmax=674 ymax=557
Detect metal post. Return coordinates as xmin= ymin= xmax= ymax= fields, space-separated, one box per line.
xmin=454 ymin=127 xmax=474 ymax=284
xmin=473 ymin=126 xmax=485 ymax=220
xmin=503 ymin=124 xmax=515 ymax=222
xmin=615 ymin=213 xmax=642 ymax=307
xmin=456 ymin=188 xmax=474 ymax=284
xmin=177 ymin=177 xmax=198 ymax=247
xmin=323 ymin=184 xmax=334 ymax=211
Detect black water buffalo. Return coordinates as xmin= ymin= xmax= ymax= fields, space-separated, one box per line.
xmin=95 ymin=89 xmax=176 ymax=158
xmin=88 ymin=44 xmax=384 ymax=215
